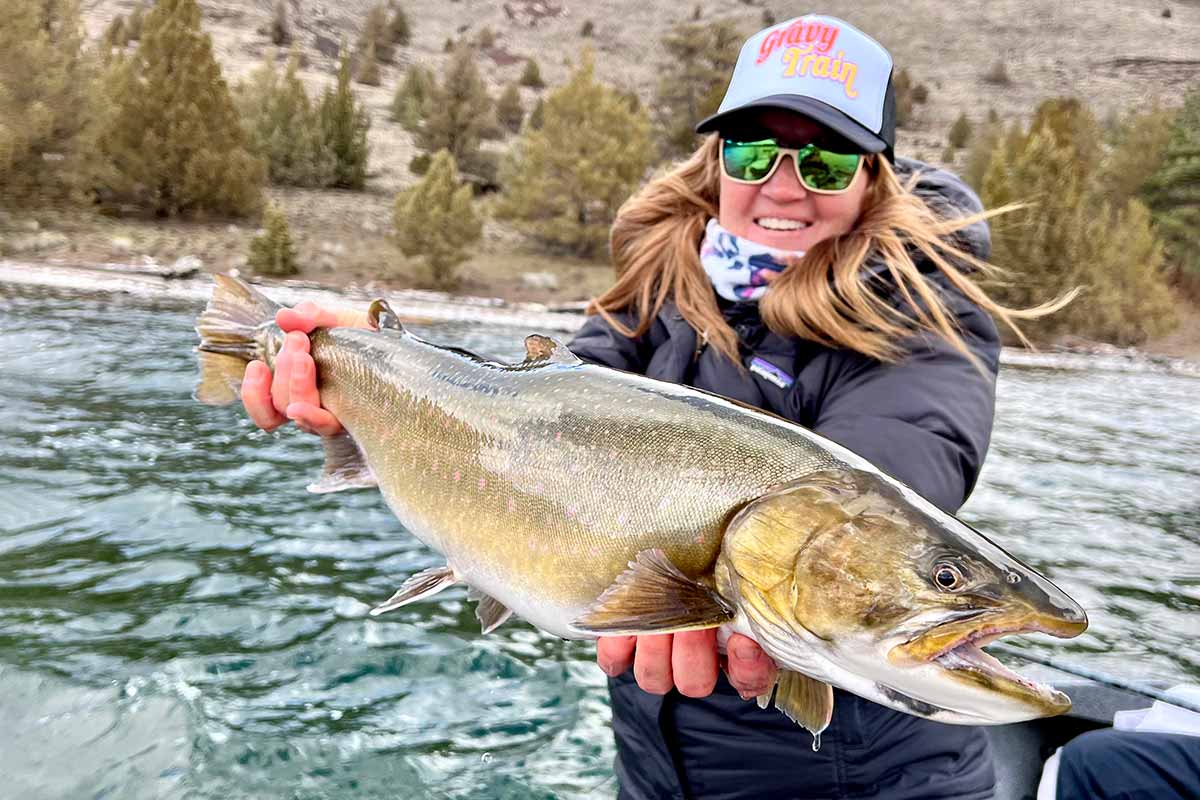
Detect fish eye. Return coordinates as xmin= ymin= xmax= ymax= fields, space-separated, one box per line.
xmin=933 ymin=563 xmax=965 ymax=592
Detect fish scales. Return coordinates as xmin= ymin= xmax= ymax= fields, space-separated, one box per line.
xmin=307 ymin=326 xmax=840 ymax=637
xmin=196 ymin=276 xmax=1089 ymax=734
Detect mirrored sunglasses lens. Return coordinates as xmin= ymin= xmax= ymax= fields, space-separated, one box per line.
xmin=797 ymin=148 xmax=861 ymax=191
xmin=723 ymin=140 xmax=780 ymax=182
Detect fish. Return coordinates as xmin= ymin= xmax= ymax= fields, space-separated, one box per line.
xmin=195 ymin=275 xmax=1088 ymax=738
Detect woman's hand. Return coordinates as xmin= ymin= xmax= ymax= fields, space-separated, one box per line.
xmin=241 ymin=302 xmax=370 ymax=436
xmin=596 ymin=631 xmax=778 ymax=700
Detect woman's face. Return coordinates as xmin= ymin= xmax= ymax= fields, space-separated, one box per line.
xmin=717 ymin=109 xmax=872 ymax=252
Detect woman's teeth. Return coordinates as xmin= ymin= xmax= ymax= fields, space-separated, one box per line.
xmin=756 ymin=218 xmax=810 ymax=231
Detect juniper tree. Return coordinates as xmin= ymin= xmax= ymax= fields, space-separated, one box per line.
xmin=417 ymin=47 xmax=491 ymax=177
xmin=964 ymin=108 xmax=1002 ymax=191
xmin=980 ymin=112 xmax=1175 ymax=344
xmin=519 ymin=58 xmax=544 ymax=89
xmin=947 ymin=112 xmax=972 ymax=149
xmin=317 ymin=53 xmax=371 ymax=189
xmin=387 ymin=4 xmax=411 ymax=46
xmin=95 ymin=0 xmax=264 ymax=216
xmin=393 ymin=149 xmax=481 ymax=289
xmin=270 ymin=0 xmax=290 ymax=46
xmin=1142 ymin=85 xmax=1200 ymax=289
xmin=357 ymin=4 xmax=394 ymax=63
xmin=355 ymin=40 xmax=382 ymax=85
xmin=528 ymin=97 xmax=544 ymax=129
xmin=496 ymin=54 xmax=652 ymax=257
xmin=1100 ymin=105 xmax=1174 ymax=213
xmin=248 ymin=202 xmax=299 ymax=276
xmin=238 ymin=54 xmax=335 ymax=187
xmin=103 ymin=14 xmax=129 ymax=48
xmin=0 ymin=0 xmax=91 ymax=203
xmin=391 ymin=63 xmax=434 ymax=131
xmin=496 ymin=83 xmax=524 ymax=133
xmin=654 ymin=19 xmax=742 ymax=157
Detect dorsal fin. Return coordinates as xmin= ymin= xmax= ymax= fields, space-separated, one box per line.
xmin=367 ymin=299 xmax=405 ymax=332
xmin=523 ymin=334 xmax=582 ymax=365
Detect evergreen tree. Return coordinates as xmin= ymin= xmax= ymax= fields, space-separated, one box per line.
xmin=528 ymin=97 xmax=545 ymax=129
xmin=1142 ymin=86 xmax=1200 ymax=289
xmin=893 ymin=68 xmax=914 ymax=127
xmin=358 ymin=4 xmax=394 ymax=64
xmin=1100 ymin=105 xmax=1174 ymax=212
xmin=356 ymin=40 xmax=382 ymax=85
xmin=417 ymin=47 xmax=491 ymax=179
xmin=496 ymin=54 xmax=652 ymax=257
xmin=238 ymin=54 xmax=335 ymax=187
xmin=387 ymin=4 xmax=411 ymax=46
xmin=127 ymin=3 xmax=145 ymax=40
xmin=95 ymin=0 xmax=264 ymax=216
xmin=0 ymin=0 xmax=91 ymax=203
xmin=519 ymin=58 xmax=544 ymax=89
xmin=393 ymin=149 xmax=481 ymax=288
xmin=496 ymin=83 xmax=524 ymax=133
xmin=963 ymin=108 xmax=1002 ymax=191
xmin=947 ymin=112 xmax=972 ymax=149
xmin=248 ymin=202 xmax=299 ymax=275
xmin=981 ymin=116 xmax=1175 ymax=344
xmin=317 ymin=53 xmax=371 ymax=189
xmin=654 ymin=19 xmax=742 ymax=158
xmin=270 ymin=0 xmax=290 ymax=46
xmin=103 ymin=14 xmax=129 ymax=49
xmin=391 ymin=63 xmax=434 ymax=131
xmin=477 ymin=26 xmax=497 ymax=48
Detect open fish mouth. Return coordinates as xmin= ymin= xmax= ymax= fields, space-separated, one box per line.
xmin=932 ymin=630 xmax=1070 ymax=712
xmin=891 ymin=613 xmax=1085 ymax=715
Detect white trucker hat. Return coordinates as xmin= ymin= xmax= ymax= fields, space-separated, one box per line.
xmin=695 ymin=15 xmax=897 ymax=160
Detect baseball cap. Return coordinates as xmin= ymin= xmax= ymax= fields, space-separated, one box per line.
xmin=695 ymin=15 xmax=896 ymax=161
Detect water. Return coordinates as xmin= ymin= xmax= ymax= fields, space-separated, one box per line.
xmin=1 ymin=285 xmax=1198 ymax=799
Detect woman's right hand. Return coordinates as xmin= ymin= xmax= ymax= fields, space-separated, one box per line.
xmin=241 ymin=302 xmax=371 ymax=436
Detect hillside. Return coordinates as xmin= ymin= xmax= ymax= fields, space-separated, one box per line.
xmin=5 ymin=0 xmax=1195 ymax=357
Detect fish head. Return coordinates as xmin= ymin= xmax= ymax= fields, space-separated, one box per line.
xmin=718 ymin=469 xmax=1088 ymax=724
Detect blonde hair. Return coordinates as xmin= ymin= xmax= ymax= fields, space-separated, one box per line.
xmin=589 ymin=135 xmax=1067 ymax=366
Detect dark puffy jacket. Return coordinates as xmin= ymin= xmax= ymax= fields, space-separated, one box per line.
xmin=567 ymin=160 xmax=1001 ymax=800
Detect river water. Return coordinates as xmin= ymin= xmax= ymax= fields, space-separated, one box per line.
xmin=1 ymin=285 xmax=1197 ymax=799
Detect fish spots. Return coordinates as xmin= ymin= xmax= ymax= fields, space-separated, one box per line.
xmin=453 ymin=470 xmax=461 ymax=482
xmin=507 ymin=497 xmax=516 ymax=512
xmin=478 ymin=477 xmax=487 ymax=489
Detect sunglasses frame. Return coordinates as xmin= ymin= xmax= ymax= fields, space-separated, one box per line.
xmin=719 ymin=137 xmax=866 ymax=195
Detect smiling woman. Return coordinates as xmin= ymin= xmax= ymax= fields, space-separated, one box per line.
xmin=234 ymin=12 xmax=1078 ymax=800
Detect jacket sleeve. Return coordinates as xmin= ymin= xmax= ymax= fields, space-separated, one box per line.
xmin=811 ymin=292 xmax=1001 ymax=515
xmin=567 ymin=311 xmax=654 ymax=372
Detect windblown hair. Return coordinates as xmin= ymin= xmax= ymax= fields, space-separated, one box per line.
xmin=589 ymin=136 xmax=1068 ymax=366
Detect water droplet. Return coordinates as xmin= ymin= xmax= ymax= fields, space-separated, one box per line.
xmin=481 ymin=752 xmax=493 ymax=764
xmin=811 ymin=732 xmax=822 ymax=752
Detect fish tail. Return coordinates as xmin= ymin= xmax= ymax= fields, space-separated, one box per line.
xmin=194 ymin=274 xmax=283 ymax=405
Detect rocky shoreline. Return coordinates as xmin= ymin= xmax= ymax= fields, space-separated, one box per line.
xmin=3 ymin=258 xmax=1198 ymax=377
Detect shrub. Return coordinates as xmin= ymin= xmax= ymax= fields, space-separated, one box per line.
xmin=519 ymin=58 xmax=544 ymax=89
xmin=983 ymin=59 xmax=1011 ymax=86
xmin=270 ymin=0 xmax=290 ymax=45
xmin=394 ymin=149 xmax=481 ymax=288
xmin=948 ymin=112 xmax=972 ymax=149
xmin=391 ymin=63 xmax=434 ymax=131
xmin=248 ymin=203 xmax=298 ymax=275
xmin=580 ymin=20 xmax=594 ymax=37
xmin=496 ymin=83 xmax=524 ymax=133
xmin=387 ymin=4 xmax=411 ymax=45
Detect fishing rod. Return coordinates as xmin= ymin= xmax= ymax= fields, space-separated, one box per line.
xmin=988 ymin=643 xmax=1200 ymax=716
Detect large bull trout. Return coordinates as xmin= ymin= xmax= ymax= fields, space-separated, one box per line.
xmin=196 ymin=275 xmax=1087 ymax=738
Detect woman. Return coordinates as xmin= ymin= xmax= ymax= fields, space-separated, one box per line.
xmin=243 ymin=15 xmax=1057 ymax=799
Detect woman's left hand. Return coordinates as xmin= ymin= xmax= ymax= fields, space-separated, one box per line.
xmin=596 ymin=631 xmax=778 ymax=700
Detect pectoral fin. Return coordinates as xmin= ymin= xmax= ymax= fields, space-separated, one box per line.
xmin=370 ymin=565 xmax=458 ymax=616
xmin=758 ymin=670 xmax=834 ymax=736
xmin=572 ymin=549 xmax=735 ymax=635
xmin=468 ymin=588 xmax=513 ymax=634
xmin=308 ymin=433 xmax=377 ymax=493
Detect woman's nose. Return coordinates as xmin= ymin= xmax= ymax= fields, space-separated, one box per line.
xmin=760 ymin=155 xmax=808 ymax=202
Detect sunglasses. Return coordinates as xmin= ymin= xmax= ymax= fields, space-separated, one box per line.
xmin=720 ymin=138 xmax=864 ymax=193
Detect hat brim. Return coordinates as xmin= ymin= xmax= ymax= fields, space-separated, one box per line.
xmin=695 ymin=95 xmax=888 ymax=155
